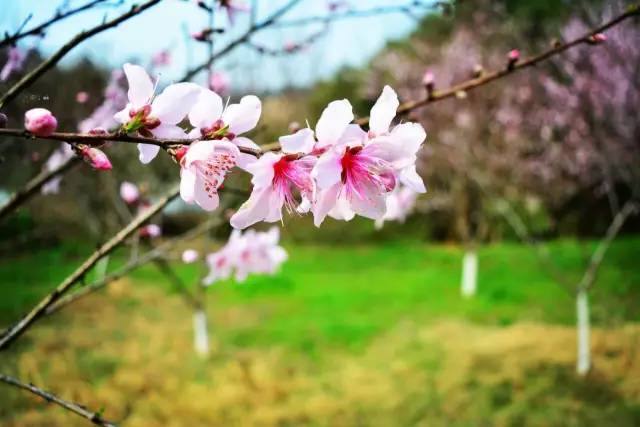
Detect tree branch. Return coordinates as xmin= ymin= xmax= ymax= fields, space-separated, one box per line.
xmin=181 ymin=0 xmax=303 ymax=81
xmin=45 ymin=215 xmax=222 ymax=315
xmin=0 ymin=0 xmax=120 ymax=49
xmin=0 ymin=0 xmax=162 ymax=109
xmin=0 ymin=184 xmax=179 ymax=351
xmin=0 ymin=374 xmax=117 ymax=427
xmin=0 ymin=156 xmax=81 ymax=222
xmin=578 ymin=200 xmax=638 ymax=292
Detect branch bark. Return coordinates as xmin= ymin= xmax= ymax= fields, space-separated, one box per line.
xmin=0 ymin=184 xmax=179 ymax=351
xmin=0 ymin=156 xmax=81 ymax=222
xmin=0 ymin=374 xmax=117 ymax=427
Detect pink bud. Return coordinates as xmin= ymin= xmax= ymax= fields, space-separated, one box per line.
xmin=75 ymin=91 xmax=89 ymax=104
xmin=209 ymin=71 xmax=230 ymax=94
xmin=24 ymin=108 xmax=57 ymax=137
xmin=120 ymin=181 xmax=140 ymax=204
xmin=288 ymin=121 xmax=301 ymax=133
xmin=182 ymin=249 xmax=199 ymax=263
xmin=81 ymin=146 xmax=112 ymax=171
xmin=589 ymin=33 xmax=607 ymax=44
xmin=140 ymin=224 xmax=161 ymax=238
xmin=422 ymin=70 xmax=434 ymax=87
xmin=284 ymin=41 xmax=297 ymax=53
xmin=508 ymin=49 xmax=520 ymax=61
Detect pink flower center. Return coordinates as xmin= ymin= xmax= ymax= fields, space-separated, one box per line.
xmin=272 ymin=155 xmax=313 ymax=213
xmin=193 ymin=147 xmax=237 ymax=200
xmin=340 ymin=145 xmax=396 ymax=200
xmin=201 ymin=119 xmax=236 ymax=140
xmin=124 ymin=105 xmax=161 ymax=136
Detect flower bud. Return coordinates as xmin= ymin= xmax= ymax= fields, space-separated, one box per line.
xmin=0 ymin=112 xmax=7 ymax=128
xmin=422 ymin=70 xmax=435 ymax=98
xmin=24 ymin=108 xmax=57 ymax=136
xmin=507 ymin=49 xmax=520 ymax=70
xmin=120 ymin=181 xmax=140 ymax=204
xmin=75 ymin=91 xmax=89 ymax=104
xmin=182 ymin=249 xmax=199 ymax=263
xmin=81 ymin=146 xmax=112 ymax=171
xmin=472 ymin=64 xmax=484 ymax=78
xmin=587 ymin=33 xmax=607 ymax=44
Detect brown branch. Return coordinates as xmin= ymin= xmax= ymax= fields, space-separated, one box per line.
xmin=0 ymin=156 xmax=81 ymax=222
xmin=0 ymin=0 xmax=120 ymax=49
xmin=0 ymin=184 xmax=179 ymax=351
xmin=0 ymin=129 xmax=264 ymax=156
xmin=366 ymin=4 xmax=640 ymax=125
xmin=578 ymin=200 xmax=638 ymax=293
xmin=181 ymin=0 xmax=303 ymax=81
xmin=45 ymin=216 xmax=223 ymax=315
xmin=0 ymin=0 xmax=161 ymax=109
xmin=0 ymin=374 xmax=117 ymax=427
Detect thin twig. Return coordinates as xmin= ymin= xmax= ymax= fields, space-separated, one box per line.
xmin=0 ymin=156 xmax=81 ymax=222
xmin=0 ymin=0 xmax=120 ymax=49
xmin=45 ymin=216 xmax=223 ymax=315
xmin=182 ymin=0 xmax=303 ymax=81
xmin=0 ymin=184 xmax=179 ymax=351
xmin=0 ymin=0 xmax=162 ymax=109
xmin=578 ymin=200 xmax=638 ymax=292
xmin=0 ymin=374 xmax=117 ymax=427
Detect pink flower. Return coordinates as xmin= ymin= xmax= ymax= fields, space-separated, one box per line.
xmin=230 ymin=128 xmax=316 ymax=229
xmin=188 ymin=89 xmax=261 ymax=169
xmin=208 ymin=71 xmax=230 ymax=94
xmin=1 ymin=47 xmax=26 ymax=81
xmin=219 ymin=0 xmax=250 ymax=25
xmin=41 ymin=144 xmax=74 ymax=195
xmin=76 ymin=91 xmax=89 ymax=104
xmin=375 ymin=186 xmax=419 ymax=229
xmin=182 ymin=249 xmax=199 ymax=263
xmin=422 ymin=70 xmax=435 ymax=87
xmin=114 ymin=63 xmax=201 ymax=164
xmin=179 ymin=139 xmax=239 ymax=211
xmin=203 ymin=227 xmax=287 ymax=285
xmin=311 ymin=87 xmax=426 ymax=226
xmin=140 ymin=224 xmax=161 ymax=238
xmin=80 ymin=146 xmax=112 ymax=171
xmin=24 ymin=108 xmax=58 ymax=136
xmin=120 ymin=181 xmax=140 ymax=204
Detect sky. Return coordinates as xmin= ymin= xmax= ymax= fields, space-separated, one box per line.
xmin=0 ymin=0 xmax=434 ymax=92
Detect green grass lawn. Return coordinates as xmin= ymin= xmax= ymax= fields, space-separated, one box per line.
xmin=2 ymin=236 xmax=639 ymax=353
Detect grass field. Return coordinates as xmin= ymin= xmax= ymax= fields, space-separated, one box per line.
xmin=0 ymin=237 xmax=639 ymax=426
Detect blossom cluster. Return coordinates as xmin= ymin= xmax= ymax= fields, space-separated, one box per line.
xmin=202 ymin=227 xmax=287 ymax=285
xmin=27 ymin=62 xmax=427 ymax=230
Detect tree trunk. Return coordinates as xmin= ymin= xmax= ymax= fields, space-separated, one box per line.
xmin=576 ymin=289 xmax=591 ymax=376
xmin=461 ymin=250 xmax=478 ymax=298
xmin=193 ymin=309 xmax=210 ymax=357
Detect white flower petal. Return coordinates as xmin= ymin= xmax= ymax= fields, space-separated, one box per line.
xmin=369 ymin=85 xmax=399 ymax=136
xmin=137 ymin=143 xmax=160 ymax=164
xmin=151 ymin=82 xmax=201 ymax=124
xmin=312 ymin=183 xmax=341 ymax=227
xmin=246 ymin=152 xmax=279 ymax=187
xmin=222 ymin=95 xmax=261 ymax=135
xmin=311 ymin=148 xmax=343 ymax=189
xmin=400 ymin=166 xmax=426 ymax=193
xmin=151 ymin=123 xmax=187 ymax=139
xmin=233 ymin=136 xmax=261 ymax=171
xmin=189 ymin=89 xmax=223 ymax=128
xmin=123 ymin=63 xmax=154 ymax=108
xmin=113 ymin=104 xmax=132 ymax=125
xmin=315 ymin=99 xmax=353 ymax=147
xmin=279 ymin=128 xmax=315 ymax=154
xmin=180 ymin=167 xmax=197 ymax=203
xmin=230 ymin=186 xmax=275 ymax=229
xmin=194 ymin=174 xmax=220 ymax=211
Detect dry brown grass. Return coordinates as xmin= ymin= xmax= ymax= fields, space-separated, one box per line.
xmin=2 ymin=279 xmax=640 ymax=427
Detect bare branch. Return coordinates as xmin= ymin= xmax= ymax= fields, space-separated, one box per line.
xmin=578 ymin=200 xmax=638 ymax=292
xmin=0 ymin=184 xmax=179 ymax=351
xmin=45 ymin=215 xmax=223 ymax=315
xmin=0 ymin=156 xmax=81 ymax=222
xmin=182 ymin=0 xmax=303 ymax=81
xmin=0 ymin=0 xmax=122 ymax=49
xmin=0 ymin=0 xmax=162 ymax=109
xmin=0 ymin=374 xmax=117 ymax=427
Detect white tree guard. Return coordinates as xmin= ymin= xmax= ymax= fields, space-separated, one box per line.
xmin=193 ymin=310 xmax=210 ymax=356
xmin=461 ymin=250 xmax=478 ymax=298
xmin=576 ymin=289 xmax=591 ymax=376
